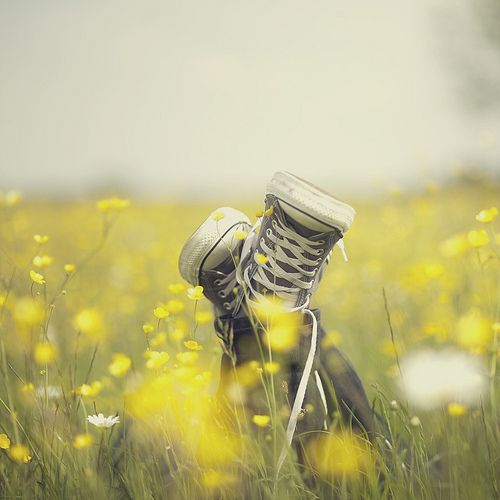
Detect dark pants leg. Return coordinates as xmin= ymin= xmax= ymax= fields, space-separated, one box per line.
xmin=214 ymin=309 xmax=376 ymax=441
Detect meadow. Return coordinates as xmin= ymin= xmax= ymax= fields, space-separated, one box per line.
xmin=0 ymin=174 xmax=498 ymax=499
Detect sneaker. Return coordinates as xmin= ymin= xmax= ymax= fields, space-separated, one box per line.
xmin=178 ymin=207 xmax=251 ymax=316
xmin=239 ymin=171 xmax=355 ymax=312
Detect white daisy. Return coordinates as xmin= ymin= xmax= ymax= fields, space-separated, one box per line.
xmin=87 ymin=413 xmax=120 ymax=428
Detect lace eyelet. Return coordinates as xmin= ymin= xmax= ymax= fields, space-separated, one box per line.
xmin=317 ymin=249 xmax=325 ymax=255
xmin=272 ymin=220 xmax=277 ymax=228
xmin=223 ymin=302 xmax=231 ymax=310
xmin=214 ymin=279 xmax=222 ymax=286
xmin=318 ymin=239 xmax=325 ymax=244
xmin=218 ymin=290 xmax=226 ymax=298
xmin=266 ymin=228 xmax=273 ymax=237
xmin=260 ymin=237 xmax=265 ymax=244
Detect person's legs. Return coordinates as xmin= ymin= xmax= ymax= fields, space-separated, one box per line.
xmin=215 ymin=311 xmax=376 ymax=439
xmin=178 ymin=172 xmax=378 ymax=470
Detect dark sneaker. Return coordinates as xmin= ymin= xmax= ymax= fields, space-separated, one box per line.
xmin=239 ymin=171 xmax=355 ymax=312
xmin=178 ymin=207 xmax=251 ymax=316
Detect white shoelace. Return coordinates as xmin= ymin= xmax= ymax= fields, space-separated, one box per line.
xmin=215 ymin=269 xmax=239 ymax=311
xmin=242 ymin=219 xmax=326 ymax=309
xmin=276 ymin=308 xmax=318 ymax=473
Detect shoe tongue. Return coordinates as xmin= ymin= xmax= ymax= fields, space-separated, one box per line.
xmin=280 ymin=203 xmax=335 ymax=235
xmin=282 ymin=210 xmax=324 ymax=239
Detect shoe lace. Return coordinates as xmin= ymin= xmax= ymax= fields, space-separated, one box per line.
xmin=276 ymin=308 xmax=318 ymax=473
xmin=242 ymin=217 xmax=327 ymax=309
xmin=214 ymin=268 xmax=239 ymax=311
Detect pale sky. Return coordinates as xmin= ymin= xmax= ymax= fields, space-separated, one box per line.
xmin=0 ymin=0 xmax=499 ymax=198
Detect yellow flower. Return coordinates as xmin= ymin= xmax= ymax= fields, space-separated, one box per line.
xmin=184 ymin=340 xmax=203 ymax=351
xmin=21 ymin=383 xmax=34 ymax=394
xmin=150 ymin=332 xmax=167 ymax=347
xmin=170 ymin=328 xmax=186 ymax=341
xmin=0 ymin=434 xmax=11 ymax=449
xmin=264 ymin=361 xmax=280 ymax=374
xmin=96 ymin=196 xmax=130 ymax=212
xmin=33 ymin=234 xmax=49 ymax=244
xmin=29 ymin=270 xmax=46 ymax=285
xmin=108 ymin=353 xmax=132 ymax=377
xmin=194 ymin=371 xmax=212 ymax=387
xmin=145 ymin=350 xmax=170 ymax=369
xmin=253 ymin=297 xmax=300 ymax=352
xmin=153 ymin=306 xmax=169 ymax=319
xmin=187 ymin=286 xmax=204 ymax=300
xmin=253 ymin=295 xmax=288 ymax=316
xmin=8 ymin=444 xmax=31 ymax=464
xmin=255 ymin=253 xmax=268 ymax=265
xmin=78 ymin=381 xmax=102 ymax=397
xmin=142 ymin=322 xmax=154 ymax=334
xmin=64 ymin=263 xmax=75 ymax=274
xmin=234 ymin=230 xmax=248 ymax=240
xmin=255 ymin=209 xmax=264 ymax=217
xmin=305 ymin=432 xmax=371 ymax=477
xmin=447 ymin=403 xmax=468 ymax=417
xmin=440 ymin=234 xmax=468 ymax=257
xmin=168 ymin=283 xmax=186 ymax=295
xmin=423 ymin=262 xmax=444 ymax=279
xmin=34 ymin=342 xmax=58 ymax=365
xmin=13 ymin=298 xmax=43 ymax=327
xmin=165 ymin=299 xmax=185 ymax=314
xmin=73 ymin=308 xmax=104 ymax=337
xmin=456 ymin=308 xmax=492 ymax=351
xmin=263 ymin=206 xmax=274 ymax=216
xmin=467 ymin=230 xmax=489 ymax=248
xmin=195 ymin=310 xmax=213 ymax=325
xmin=73 ymin=433 xmax=94 ymax=449
xmin=212 ymin=212 xmax=225 ymax=221
xmin=266 ymin=317 xmax=300 ymax=352
xmin=475 ymin=207 xmax=498 ymax=223
xmin=176 ymin=351 xmax=199 ymax=364
xmin=5 ymin=190 xmax=22 ymax=207
xmin=380 ymin=339 xmax=402 ymax=358
xmin=32 ymin=255 xmax=53 ymax=268
xmin=252 ymin=415 xmax=271 ymax=427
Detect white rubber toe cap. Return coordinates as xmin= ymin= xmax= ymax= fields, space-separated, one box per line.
xmin=178 ymin=207 xmax=250 ymax=285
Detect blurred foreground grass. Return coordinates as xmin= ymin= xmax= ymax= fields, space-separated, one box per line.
xmin=0 ymin=178 xmax=499 ymax=499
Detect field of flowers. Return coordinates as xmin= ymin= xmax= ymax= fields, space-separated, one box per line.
xmin=0 ymin=175 xmax=498 ymax=499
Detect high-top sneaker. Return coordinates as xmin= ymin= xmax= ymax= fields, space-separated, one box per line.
xmin=239 ymin=171 xmax=355 ymax=312
xmin=237 ymin=171 xmax=356 ymax=472
xmin=178 ymin=207 xmax=251 ymax=317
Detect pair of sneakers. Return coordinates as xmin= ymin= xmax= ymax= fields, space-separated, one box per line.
xmin=179 ymin=170 xmax=355 ymax=319
xmin=178 ymin=170 xmax=356 ymax=471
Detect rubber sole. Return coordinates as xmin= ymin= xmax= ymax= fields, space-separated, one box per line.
xmin=267 ymin=171 xmax=356 ymax=233
xmin=178 ymin=207 xmax=250 ymax=285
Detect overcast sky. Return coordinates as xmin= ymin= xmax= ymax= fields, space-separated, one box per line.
xmin=1 ymin=0 xmax=499 ymax=198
